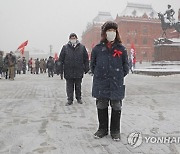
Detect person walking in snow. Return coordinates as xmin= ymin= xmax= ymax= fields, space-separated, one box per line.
xmin=90 ymin=21 xmax=129 ymax=141
xmin=59 ymin=33 xmax=89 ymax=106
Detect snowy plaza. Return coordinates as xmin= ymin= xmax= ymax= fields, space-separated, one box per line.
xmin=0 ymin=71 xmax=180 ymax=154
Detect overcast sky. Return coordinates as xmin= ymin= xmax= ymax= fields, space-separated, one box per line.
xmin=0 ymin=0 xmax=179 ymax=55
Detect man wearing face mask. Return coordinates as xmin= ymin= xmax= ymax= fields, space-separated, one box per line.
xmin=90 ymin=21 xmax=129 ymax=141
xmin=59 ymin=33 xmax=89 ymax=106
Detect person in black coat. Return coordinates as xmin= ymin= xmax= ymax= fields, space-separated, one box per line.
xmin=59 ymin=33 xmax=89 ymax=106
xmin=22 ymin=57 xmax=27 ymax=74
xmin=47 ymin=56 xmax=55 ymax=77
xmin=91 ymin=21 xmax=129 ymax=141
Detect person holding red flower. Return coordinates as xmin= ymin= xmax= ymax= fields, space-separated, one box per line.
xmin=90 ymin=21 xmax=129 ymax=141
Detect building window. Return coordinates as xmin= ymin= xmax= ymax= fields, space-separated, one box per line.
xmin=143 ymin=38 xmax=148 ymax=45
xmin=143 ymin=26 xmax=148 ymax=34
xmin=135 ymin=39 xmax=137 ymax=44
xmin=143 ymin=52 xmax=147 ymax=58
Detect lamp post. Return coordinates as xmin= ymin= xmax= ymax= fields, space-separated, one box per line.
xmin=49 ymin=45 xmax=52 ymax=56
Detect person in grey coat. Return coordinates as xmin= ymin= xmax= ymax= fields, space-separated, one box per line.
xmin=16 ymin=58 xmax=22 ymax=74
xmin=91 ymin=21 xmax=129 ymax=141
xmin=59 ymin=33 xmax=89 ymax=106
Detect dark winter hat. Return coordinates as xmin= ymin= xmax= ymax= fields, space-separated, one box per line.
xmin=69 ymin=33 xmax=78 ymax=39
xmin=101 ymin=21 xmax=118 ymax=32
xmin=168 ymin=4 xmax=171 ymax=8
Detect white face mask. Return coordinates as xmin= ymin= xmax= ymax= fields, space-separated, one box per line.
xmin=106 ymin=31 xmax=116 ymax=42
xmin=70 ymin=39 xmax=77 ymax=45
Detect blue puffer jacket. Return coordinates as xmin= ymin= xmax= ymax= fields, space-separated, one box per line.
xmin=90 ymin=41 xmax=129 ymax=100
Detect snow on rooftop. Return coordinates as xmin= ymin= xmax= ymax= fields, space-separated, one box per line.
xmin=93 ymin=12 xmax=113 ymax=24
xmin=120 ymin=2 xmax=158 ymax=18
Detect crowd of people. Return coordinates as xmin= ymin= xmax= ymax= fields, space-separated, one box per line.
xmin=0 ymin=51 xmax=61 ymax=80
xmin=0 ymin=51 xmax=16 ymax=80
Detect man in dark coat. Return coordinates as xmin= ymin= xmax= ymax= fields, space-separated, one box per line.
xmin=46 ymin=56 xmax=54 ymax=77
xmin=22 ymin=57 xmax=27 ymax=74
xmin=35 ymin=58 xmax=40 ymax=74
xmin=91 ymin=21 xmax=129 ymax=141
xmin=59 ymin=33 xmax=89 ymax=106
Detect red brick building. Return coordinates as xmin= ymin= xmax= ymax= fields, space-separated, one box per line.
xmin=115 ymin=16 xmax=161 ymax=62
xmin=82 ymin=3 xmax=164 ymax=62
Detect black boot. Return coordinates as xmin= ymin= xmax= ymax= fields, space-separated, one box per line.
xmin=94 ymin=108 xmax=108 ymax=139
xmin=65 ymin=100 xmax=73 ymax=106
xmin=110 ymin=109 xmax=121 ymax=141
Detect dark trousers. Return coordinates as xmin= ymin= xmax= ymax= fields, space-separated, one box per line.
xmin=48 ymin=68 xmax=54 ymax=77
xmin=66 ymin=78 xmax=82 ymax=101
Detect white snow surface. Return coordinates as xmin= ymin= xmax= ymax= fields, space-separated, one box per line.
xmin=0 ymin=72 xmax=180 ymax=153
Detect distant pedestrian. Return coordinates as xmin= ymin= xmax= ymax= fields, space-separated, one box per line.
xmin=31 ymin=59 xmax=36 ymax=74
xmin=28 ymin=58 xmax=32 ymax=72
xmin=55 ymin=59 xmax=61 ymax=75
xmin=43 ymin=58 xmax=47 ymax=73
xmin=40 ymin=59 xmax=44 ymax=73
xmin=128 ymin=57 xmax=133 ymax=73
xmin=7 ymin=51 xmax=16 ymax=80
xmin=22 ymin=57 xmax=27 ymax=74
xmin=47 ymin=56 xmax=54 ymax=77
xmin=132 ymin=56 xmax=136 ymax=69
xmin=90 ymin=21 xmax=129 ymax=141
xmin=0 ymin=52 xmax=3 ymax=79
xmin=3 ymin=53 xmax=9 ymax=79
xmin=16 ymin=58 xmax=22 ymax=74
xmin=35 ymin=58 xmax=40 ymax=74
xmin=59 ymin=33 xmax=89 ymax=106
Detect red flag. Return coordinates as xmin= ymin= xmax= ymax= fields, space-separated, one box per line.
xmin=17 ymin=40 xmax=28 ymax=50
xmin=54 ymin=52 xmax=58 ymax=61
xmin=20 ymin=47 xmax=25 ymax=55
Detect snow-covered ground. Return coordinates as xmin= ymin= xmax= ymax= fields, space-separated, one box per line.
xmin=0 ymin=73 xmax=180 ymax=154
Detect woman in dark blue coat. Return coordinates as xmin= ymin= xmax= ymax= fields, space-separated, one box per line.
xmin=91 ymin=21 xmax=129 ymax=141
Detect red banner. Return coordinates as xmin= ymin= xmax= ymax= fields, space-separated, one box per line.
xmin=17 ymin=40 xmax=28 ymax=50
